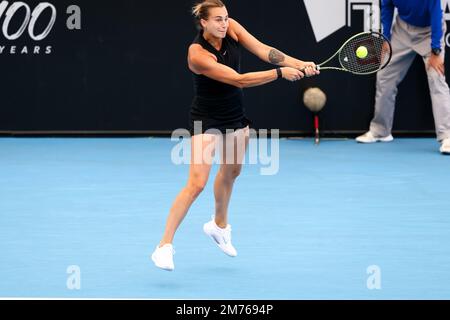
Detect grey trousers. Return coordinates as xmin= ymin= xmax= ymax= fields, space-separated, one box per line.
xmin=370 ymin=16 xmax=450 ymax=141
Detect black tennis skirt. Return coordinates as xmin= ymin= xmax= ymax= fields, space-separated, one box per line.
xmin=189 ymin=91 xmax=252 ymax=135
xmin=189 ymin=114 xmax=252 ymax=135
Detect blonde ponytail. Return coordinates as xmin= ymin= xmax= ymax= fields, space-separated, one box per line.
xmin=192 ymin=3 xmax=203 ymax=19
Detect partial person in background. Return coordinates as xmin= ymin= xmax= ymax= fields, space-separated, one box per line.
xmin=356 ymin=0 xmax=450 ymax=154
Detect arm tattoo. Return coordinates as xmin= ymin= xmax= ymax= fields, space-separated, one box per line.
xmin=268 ymin=49 xmax=285 ymax=64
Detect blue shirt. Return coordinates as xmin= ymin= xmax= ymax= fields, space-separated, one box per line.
xmin=382 ymin=0 xmax=443 ymax=49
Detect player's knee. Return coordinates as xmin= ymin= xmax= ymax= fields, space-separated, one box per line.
xmin=231 ymin=166 xmax=242 ymax=179
xmin=222 ymin=165 xmax=242 ymax=180
xmin=186 ymin=178 xmax=207 ymax=197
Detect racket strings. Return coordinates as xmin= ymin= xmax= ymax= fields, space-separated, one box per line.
xmin=339 ymin=33 xmax=391 ymax=74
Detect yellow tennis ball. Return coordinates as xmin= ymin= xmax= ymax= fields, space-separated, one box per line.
xmin=356 ymin=46 xmax=368 ymax=59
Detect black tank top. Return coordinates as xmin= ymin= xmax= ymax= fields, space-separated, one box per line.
xmin=190 ymin=31 xmax=246 ymax=124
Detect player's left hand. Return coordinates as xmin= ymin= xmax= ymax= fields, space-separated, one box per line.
xmin=428 ymin=54 xmax=445 ymax=76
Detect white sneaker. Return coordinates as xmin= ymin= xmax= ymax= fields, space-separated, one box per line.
xmin=356 ymin=131 xmax=394 ymax=143
xmin=440 ymin=138 xmax=450 ymax=154
xmin=203 ymin=217 xmax=237 ymax=257
xmin=151 ymin=244 xmax=175 ymax=271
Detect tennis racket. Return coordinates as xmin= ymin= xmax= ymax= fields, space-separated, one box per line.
xmin=303 ymin=31 xmax=392 ymax=75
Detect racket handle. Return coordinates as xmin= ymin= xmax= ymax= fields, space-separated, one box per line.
xmin=300 ymin=65 xmax=320 ymax=74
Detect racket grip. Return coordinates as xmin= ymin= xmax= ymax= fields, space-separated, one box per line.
xmin=300 ymin=65 xmax=320 ymax=73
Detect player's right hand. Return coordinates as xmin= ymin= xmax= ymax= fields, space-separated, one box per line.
xmin=281 ymin=67 xmax=304 ymax=82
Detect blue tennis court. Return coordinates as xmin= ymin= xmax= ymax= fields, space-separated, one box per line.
xmin=0 ymin=137 xmax=449 ymax=299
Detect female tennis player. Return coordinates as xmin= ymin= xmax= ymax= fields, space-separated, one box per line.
xmin=152 ymin=0 xmax=319 ymax=271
